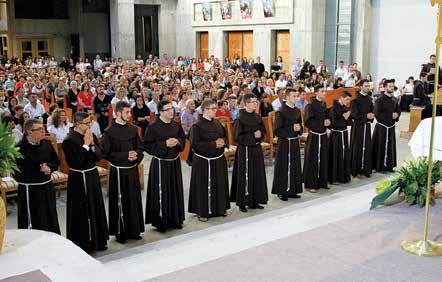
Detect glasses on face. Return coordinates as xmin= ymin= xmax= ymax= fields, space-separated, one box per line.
xmin=206 ymin=107 xmax=217 ymax=111
xmin=80 ymin=120 xmax=92 ymax=125
xmin=162 ymin=107 xmax=174 ymax=112
xmin=30 ymin=127 xmax=45 ymax=132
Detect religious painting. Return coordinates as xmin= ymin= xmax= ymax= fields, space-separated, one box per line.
xmin=262 ymin=0 xmax=274 ymax=18
xmin=202 ymin=3 xmax=213 ymax=21
xmin=240 ymin=0 xmax=252 ymax=19
xmin=220 ymin=1 xmax=232 ymax=20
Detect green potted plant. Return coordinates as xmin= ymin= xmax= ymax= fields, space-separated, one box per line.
xmin=0 ymin=121 xmax=22 ymax=253
xmin=371 ymin=157 xmax=441 ymax=210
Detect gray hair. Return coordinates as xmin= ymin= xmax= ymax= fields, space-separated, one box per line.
xmin=23 ymin=119 xmax=43 ymax=135
xmin=73 ymin=111 xmax=89 ymax=126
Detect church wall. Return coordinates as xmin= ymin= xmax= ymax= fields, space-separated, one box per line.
xmin=370 ymin=0 xmax=437 ymax=86
xmin=180 ymin=0 xmax=326 ymax=72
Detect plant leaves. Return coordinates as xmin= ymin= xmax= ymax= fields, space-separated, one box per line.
xmin=370 ymin=184 xmax=400 ymax=210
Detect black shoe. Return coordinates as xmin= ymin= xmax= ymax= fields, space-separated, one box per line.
xmin=186 ymin=159 xmax=192 ymax=167
xmin=255 ymin=204 xmax=264 ymax=209
xmin=289 ymin=194 xmax=301 ymax=199
xmin=278 ymin=195 xmax=288 ymax=201
xmin=129 ymin=235 xmax=143 ymax=240
xmin=116 ymin=236 xmax=127 ymax=244
xmin=175 ymin=224 xmax=183 ymax=229
xmin=364 ymin=173 xmax=371 ymax=178
xmin=157 ymin=227 xmax=167 ymax=233
xmin=97 ymin=245 xmax=108 ymax=251
xmin=239 ymin=206 xmax=248 ymax=212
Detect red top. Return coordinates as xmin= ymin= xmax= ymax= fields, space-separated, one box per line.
xmin=77 ymin=91 xmax=94 ymax=111
xmin=216 ymin=109 xmax=232 ymax=121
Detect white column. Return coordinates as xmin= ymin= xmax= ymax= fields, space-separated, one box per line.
xmin=209 ymin=28 xmax=224 ymax=59
xmin=353 ymin=0 xmax=372 ymax=75
xmin=292 ymin=0 xmax=326 ymax=65
xmin=110 ymin=0 xmax=135 ymax=61
xmin=253 ymin=28 xmax=272 ymax=71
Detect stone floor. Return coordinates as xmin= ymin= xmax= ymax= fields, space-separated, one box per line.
xmin=5 ymin=113 xmax=413 ymax=259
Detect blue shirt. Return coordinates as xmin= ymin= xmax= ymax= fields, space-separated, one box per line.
xmin=295 ymin=99 xmax=308 ymax=109
xmin=230 ymin=108 xmax=240 ymax=120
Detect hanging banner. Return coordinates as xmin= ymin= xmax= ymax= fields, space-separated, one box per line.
xmin=240 ymin=0 xmax=252 ymax=19
xmin=263 ymin=0 xmax=274 ymax=18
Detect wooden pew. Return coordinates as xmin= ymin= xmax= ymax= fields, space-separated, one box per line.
xmin=306 ymin=87 xmax=358 ymax=108
xmin=261 ymin=116 xmax=273 ymax=165
xmin=217 ymin=116 xmax=237 ymax=167
xmin=401 ymin=107 xmax=423 ymax=139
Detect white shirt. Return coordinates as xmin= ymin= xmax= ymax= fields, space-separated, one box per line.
xmin=91 ymin=120 xmax=102 ymax=138
xmin=409 ymin=117 xmax=442 ymax=160
xmin=12 ymin=128 xmax=23 ymax=144
xmin=111 ymin=96 xmax=129 ymax=118
xmin=24 ymin=103 xmax=45 ymax=119
xmin=271 ymin=99 xmax=284 ymax=112
xmin=344 ymin=78 xmax=356 ymax=87
xmin=47 ymin=123 xmax=73 ymax=144
xmin=275 ymin=79 xmax=287 ymax=91
xmin=334 ymin=67 xmax=348 ymax=79
xmin=147 ymin=100 xmax=158 ymax=115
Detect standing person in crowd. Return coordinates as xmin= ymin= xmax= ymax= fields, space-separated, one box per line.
xmin=62 ymin=112 xmax=109 ymax=252
xmin=230 ymin=93 xmax=268 ymax=212
xmin=328 ymin=92 xmax=352 ymax=184
xmin=132 ymin=95 xmax=150 ymax=136
xmin=400 ymin=76 xmax=415 ymax=112
xmin=291 ymin=58 xmax=303 ymax=79
xmin=94 ymin=84 xmax=111 ymax=132
xmin=350 ymin=80 xmax=375 ymax=177
xmin=253 ymin=56 xmax=265 ymax=77
xmin=144 ymin=100 xmax=186 ymax=232
xmin=102 ymin=101 xmax=145 ymax=244
xmin=412 ymin=72 xmax=434 ymax=119
xmin=303 ymin=86 xmax=330 ymax=192
xmin=14 ymin=119 xmax=60 ymax=234
xmin=272 ymin=88 xmax=303 ymax=201
xmin=180 ymin=98 xmax=198 ymax=165
xmin=372 ymin=79 xmax=401 ymax=172
xmin=188 ymin=99 xmax=230 ymax=221
xmin=67 ymin=81 xmax=79 ymax=114
xmin=334 ymin=60 xmax=348 ymax=79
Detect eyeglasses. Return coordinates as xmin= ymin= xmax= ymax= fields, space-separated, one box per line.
xmin=80 ymin=121 xmax=92 ymax=125
xmin=30 ymin=127 xmax=45 ymax=132
xmin=162 ymin=107 xmax=174 ymax=112
xmin=206 ymin=107 xmax=217 ymax=111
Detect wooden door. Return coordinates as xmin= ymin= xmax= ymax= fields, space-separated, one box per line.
xmin=17 ymin=38 xmax=53 ymax=59
xmin=228 ymin=31 xmax=253 ymax=60
xmin=199 ymin=32 xmax=209 ymax=59
xmin=228 ymin=32 xmax=242 ymax=60
xmin=242 ymin=31 xmax=253 ymax=60
xmin=276 ymin=31 xmax=290 ymax=72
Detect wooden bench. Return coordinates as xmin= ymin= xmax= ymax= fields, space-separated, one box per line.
xmin=400 ymin=107 xmax=423 ymax=140
xmin=217 ymin=116 xmax=237 ymax=167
